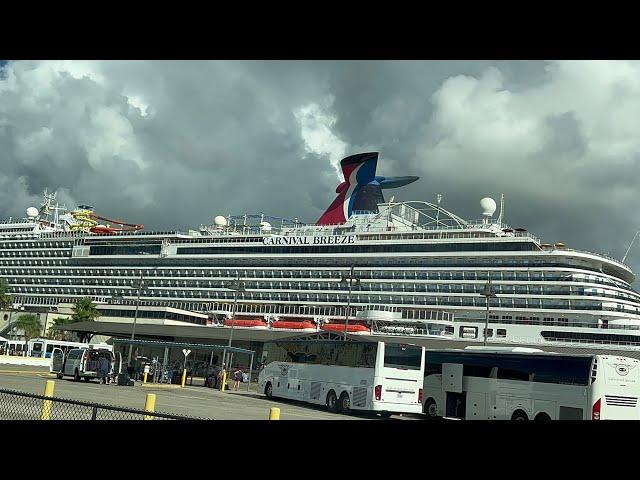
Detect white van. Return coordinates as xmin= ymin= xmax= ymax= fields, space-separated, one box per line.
xmin=51 ymin=347 xmax=121 ymax=382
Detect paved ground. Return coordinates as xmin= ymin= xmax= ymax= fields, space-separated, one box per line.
xmin=0 ymin=366 xmax=417 ymax=420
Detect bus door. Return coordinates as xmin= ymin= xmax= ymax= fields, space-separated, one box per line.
xmin=30 ymin=341 xmax=44 ymax=358
xmin=50 ymin=348 xmax=64 ymax=374
xmin=114 ymin=351 xmax=123 ymax=375
xmin=442 ymin=363 xmax=466 ymax=419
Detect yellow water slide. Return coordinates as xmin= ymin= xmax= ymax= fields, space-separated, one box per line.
xmin=70 ymin=207 xmax=98 ymax=232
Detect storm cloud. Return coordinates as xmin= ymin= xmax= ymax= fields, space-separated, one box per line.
xmin=0 ymin=60 xmax=639 ymax=280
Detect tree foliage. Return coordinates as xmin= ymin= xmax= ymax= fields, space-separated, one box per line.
xmin=71 ymin=298 xmax=101 ymax=323
xmin=0 ymin=278 xmax=11 ymax=310
xmin=13 ymin=314 xmax=42 ymax=343
xmin=48 ymin=317 xmax=72 ymax=340
xmin=70 ymin=298 xmax=100 ymax=342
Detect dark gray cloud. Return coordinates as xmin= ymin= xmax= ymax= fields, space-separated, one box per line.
xmin=1 ymin=60 xmax=639 ymax=280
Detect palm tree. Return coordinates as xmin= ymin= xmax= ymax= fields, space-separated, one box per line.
xmin=70 ymin=298 xmax=100 ymax=342
xmin=0 ymin=278 xmax=11 ymax=311
xmin=49 ymin=317 xmax=72 ymax=340
xmin=13 ymin=314 xmax=42 ymax=351
xmin=0 ymin=278 xmax=13 ymax=336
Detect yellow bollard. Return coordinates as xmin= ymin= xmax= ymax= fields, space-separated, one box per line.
xmin=181 ymin=368 xmax=187 ymax=387
xmin=269 ymin=407 xmax=280 ymax=420
xmin=221 ymin=370 xmax=227 ymax=392
xmin=41 ymin=380 xmax=55 ymax=420
xmin=144 ymin=393 xmax=156 ymax=420
xmin=143 ymin=372 xmax=148 ymax=384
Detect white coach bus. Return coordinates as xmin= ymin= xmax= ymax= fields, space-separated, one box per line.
xmin=258 ymin=337 xmax=425 ymax=417
xmin=422 ymin=347 xmax=640 ymax=420
xmin=27 ymin=338 xmax=92 ymax=358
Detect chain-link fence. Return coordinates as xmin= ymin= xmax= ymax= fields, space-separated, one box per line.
xmin=0 ymin=387 xmax=210 ymax=420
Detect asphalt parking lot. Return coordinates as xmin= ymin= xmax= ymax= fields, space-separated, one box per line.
xmin=0 ymin=366 xmax=417 ymax=420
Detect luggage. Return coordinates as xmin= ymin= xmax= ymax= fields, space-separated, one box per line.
xmin=118 ymin=372 xmax=131 ymax=386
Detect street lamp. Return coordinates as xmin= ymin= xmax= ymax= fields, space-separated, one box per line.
xmin=340 ymin=266 xmax=360 ymax=341
xmin=127 ymin=270 xmax=146 ymax=365
xmin=480 ymin=272 xmax=497 ymax=346
xmin=224 ymin=273 xmax=246 ymax=349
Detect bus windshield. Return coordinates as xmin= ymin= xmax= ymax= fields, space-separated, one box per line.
xmin=384 ymin=344 xmax=422 ymax=370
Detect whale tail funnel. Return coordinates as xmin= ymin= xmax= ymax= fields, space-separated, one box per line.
xmin=316 ymin=152 xmax=418 ymax=225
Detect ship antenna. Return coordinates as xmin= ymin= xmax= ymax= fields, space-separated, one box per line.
xmin=436 ymin=193 xmax=443 ymax=226
xmin=497 ymin=193 xmax=505 ymax=226
xmin=622 ymin=228 xmax=640 ymax=263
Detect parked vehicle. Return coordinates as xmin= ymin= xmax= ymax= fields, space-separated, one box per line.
xmin=51 ymin=347 xmax=120 ymax=382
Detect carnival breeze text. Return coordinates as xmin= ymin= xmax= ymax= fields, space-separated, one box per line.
xmin=262 ymin=235 xmax=357 ymax=245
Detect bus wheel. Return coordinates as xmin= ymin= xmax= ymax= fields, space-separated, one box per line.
xmin=424 ymin=398 xmax=438 ymax=419
xmin=511 ymin=410 xmax=528 ymax=421
xmin=535 ymin=413 xmax=551 ymax=421
xmin=326 ymin=390 xmax=339 ymax=413
xmin=378 ymin=412 xmax=392 ymax=419
xmin=265 ymin=382 xmax=273 ymax=399
xmin=84 ymin=377 xmax=91 ymax=382
xmin=74 ymin=369 xmax=80 ymax=382
xmin=56 ymin=373 xmax=63 ymax=380
xmin=339 ymin=392 xmax=350 ymax=414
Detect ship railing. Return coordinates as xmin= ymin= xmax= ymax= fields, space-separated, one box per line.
xmin=456 ymin=317 xmax=640 ymax=331
xmin=372 ymin=328 xmax=453 ymax=337
xmin=540 ymin=337 xmax=640 ymax=348
xmin=574 ymin=250 xmax=630 ymax=270
xmin=205 ymin=301 xmax=453 ymax=322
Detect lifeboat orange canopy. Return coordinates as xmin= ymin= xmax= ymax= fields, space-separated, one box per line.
xmin=321 ymin=323 xmax=370 ymax=333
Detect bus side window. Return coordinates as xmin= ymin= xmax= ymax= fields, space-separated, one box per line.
xmin=496 ymin=368 xmax=529 ymax=381
xmin=425 ymin=363 xmax=442 ymax=376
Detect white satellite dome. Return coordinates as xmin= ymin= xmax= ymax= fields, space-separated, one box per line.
xmin=26 ymin=207 xmax=39 ymax=218
xmin=213 ymin=215 xmax=228 ymax=227
xmin=260 ymin=221 xmax=272 ymax=232
xmin=480 ymin=197 xmax=497 ymax=217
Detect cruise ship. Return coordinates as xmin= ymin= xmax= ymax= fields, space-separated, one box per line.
xmin=2 ymin=152 xmax=640 ymax=357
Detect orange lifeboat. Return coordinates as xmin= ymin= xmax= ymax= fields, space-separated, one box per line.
xmin=321 ymin=323 xmax=370 ymax=333
xmin=223 ymin=318 xmax=267 ymax=328
xmin=272 ymin=320 xmax=316 ymax=329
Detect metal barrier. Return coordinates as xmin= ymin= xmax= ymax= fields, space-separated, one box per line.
xmin=0 ymin=387 xmax=211 ymax=420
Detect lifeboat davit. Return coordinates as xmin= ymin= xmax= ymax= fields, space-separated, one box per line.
xmin=272 ymin=321 xmax=316 ymax=329
xmin=223 ymin=318 xmax=267 ymax=328
xmin=321 ymin=323 xmax=370 ymax=333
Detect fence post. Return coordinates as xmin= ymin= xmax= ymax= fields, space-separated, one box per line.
xmin=41 ymin=380 xmax=55 ymax=420
xmin=181 ymin=369 xmax=187 ymax=387
xmin=269 ymin=407 xmax=280 ymax=420
xmin=144 ymin=393 xmax=156 ymax=420
xmin=91 ymin=406 xmax=98 ymax=420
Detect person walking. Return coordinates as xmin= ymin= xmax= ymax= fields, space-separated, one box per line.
xmin=233 ymin=368 xmax=242 ymax=391
xmin=99 ymin=356 xmax=109 ymax=385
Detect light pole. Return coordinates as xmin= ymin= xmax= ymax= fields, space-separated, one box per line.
xmin=127 ymin=270 xmax=146 ymax=365
xmin=480 ymin=272 xmax=497 ymax=346
xmin=340 ymin=265 xmax=360 ymax=341
xmin=224 ymin=273 xmax=246 ymax=350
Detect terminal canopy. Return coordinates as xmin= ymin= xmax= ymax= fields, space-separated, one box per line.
xmin=111 ymin=338 xmax=254 ymax=356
